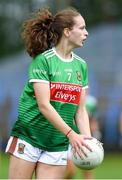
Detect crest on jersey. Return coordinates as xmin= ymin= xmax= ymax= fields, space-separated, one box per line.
xmin=76 ymin=71 xmax=82 ymax=81
xmin=17 ymin=143 xmax=25 ymax=154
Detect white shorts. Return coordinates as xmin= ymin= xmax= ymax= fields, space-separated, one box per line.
xmin=67 ymin=145 xmax=73 ymax=160
xmin=5 ymin=136 xmax=69 ymax=165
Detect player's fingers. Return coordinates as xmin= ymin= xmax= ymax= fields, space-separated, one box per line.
xmin=82 ymin=141 xmax=92 ymax=152
xmin=76 ymin=145 xmax=88 ymax=158
xmin=80 ymin=147 xmax=88 ymax=157
xmin=83 ymin=136 xmax=93 ymax=140
xmin=77 ymin=151 xmax=85 ymax=159
xmin=72 ymin=144 xmax=85 ymax=159
xmin=76 ymin=150 xmax=86 ymax=159
xmin=74 ymin=149 xmax=85 ymax=159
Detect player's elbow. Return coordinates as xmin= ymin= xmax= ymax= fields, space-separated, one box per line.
xmin=38 ymin=102 xmax=50 ymax=114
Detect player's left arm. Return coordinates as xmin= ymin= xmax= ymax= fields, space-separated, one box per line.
xmin=75 ymin=88 xmax=91 ymax=136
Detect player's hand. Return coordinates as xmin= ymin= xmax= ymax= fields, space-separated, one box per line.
xmin=67 ymin=131 xmax=93 ymax=158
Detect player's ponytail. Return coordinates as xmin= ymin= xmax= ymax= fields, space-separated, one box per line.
xmin=22 ymin=7 xmax=80 ymax=58
xmin=21 ymin=8 xmax=57 ymax=57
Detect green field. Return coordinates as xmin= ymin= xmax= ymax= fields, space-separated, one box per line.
xmin=0 ymin=151 xmax=122 ymax=179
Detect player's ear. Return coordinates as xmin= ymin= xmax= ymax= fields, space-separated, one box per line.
xmin=63 ymin=27 xmax=71 ymax=37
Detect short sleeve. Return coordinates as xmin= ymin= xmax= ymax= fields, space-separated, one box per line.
xmin=28 ymin=54 xmax=49 ymax=83
xmin=81 ymin=62 xmax=88 ymax=89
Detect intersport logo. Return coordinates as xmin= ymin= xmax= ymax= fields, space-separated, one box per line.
xmin=50 ymin=82 xmax=82 ymax=104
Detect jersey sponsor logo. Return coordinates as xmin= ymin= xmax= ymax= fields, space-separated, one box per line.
xmin=50 ymin=82 xmax=82 ymax=104
xmin=32 ymin=68 xmax=47 ymax=74
xmin=52 ymin=71 xmax=61 ymax=76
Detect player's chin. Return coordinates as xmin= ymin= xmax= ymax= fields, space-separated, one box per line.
xmin=78 ymin=41 xmax=84 ymax=47
xmin=73 ymin=41 xmax=84 ymax=48
xmin=80 ymin=43 xmax=84 ymax=47
xmin=81 ymin=41 xmax=86 ymax=46
xmin=75 ymin=43 xmax=83 ymax=48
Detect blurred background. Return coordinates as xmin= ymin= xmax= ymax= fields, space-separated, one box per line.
xmin=0 ymin=0 xmax=122 ymax=179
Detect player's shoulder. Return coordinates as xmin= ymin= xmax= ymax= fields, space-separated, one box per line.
xmin=42 ymin=48 xmax=55 ymax=59
xmin=73 ymin=52 xmax=87 ymax=64
xmin=34 ymin=48 xmax=54 ymax=58
xmin=31 ymin=48 xmax=55 ymax=65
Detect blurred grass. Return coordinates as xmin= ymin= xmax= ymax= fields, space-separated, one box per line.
xmin=75 ymin=152 xmax=122 ymax=179
xmin=0 ymin=151 xmax=122 ymax=179
xmin=0 ymin=151 xmax=9 ymax=179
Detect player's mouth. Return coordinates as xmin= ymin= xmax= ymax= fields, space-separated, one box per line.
xmin=83 ymin=38 xmax=87 ymax=42
xmin=81 ymin=39 xmax=86 ymax=44
xmin=82 ymin=38 xmax=87 ymax=44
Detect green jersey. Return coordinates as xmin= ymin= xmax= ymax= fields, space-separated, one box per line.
xmin=11 ymin=48 xmax=88 ymax=151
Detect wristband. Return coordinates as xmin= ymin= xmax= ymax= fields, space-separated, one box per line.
xmin=66 ymin=129 xmax=72 ymax=137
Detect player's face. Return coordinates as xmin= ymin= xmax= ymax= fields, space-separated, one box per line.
xmin=68 ymin=15 xmax=88 ymax=48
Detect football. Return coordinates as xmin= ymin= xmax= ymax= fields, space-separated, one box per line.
xmin=71 ymin=138 xmax=104 ymax=170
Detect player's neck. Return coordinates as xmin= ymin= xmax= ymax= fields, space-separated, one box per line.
xmin=55 ymin=41 xmax=72 ymax=60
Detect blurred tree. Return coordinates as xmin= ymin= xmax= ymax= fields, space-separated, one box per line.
xmin=0 ymin=0 xmax=122 ymax=60
xmin=0 ymin=0 xmax=33 ymax=59
xmin=71 ymin=0 xmax=122 ymax=26
xmin=47 ymin=0 xmax=71 ymax=12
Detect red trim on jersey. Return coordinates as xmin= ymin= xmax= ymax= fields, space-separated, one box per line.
xmin=50 ymin=82 xmax=82 ymax=105
xmin=7 ymin=137 xmax=18 ymax=154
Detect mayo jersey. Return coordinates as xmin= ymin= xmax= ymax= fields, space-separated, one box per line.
xmin=11 ymin=48 xmax=88 ymax=151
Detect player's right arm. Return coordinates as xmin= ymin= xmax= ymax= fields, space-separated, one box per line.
xmin=33 ymin=82 xmax=91 ymax=157
xmin=29 ymin=55 xmax=72 ymax=137
xmin=33 ymin=82 xmax=72 ymax=136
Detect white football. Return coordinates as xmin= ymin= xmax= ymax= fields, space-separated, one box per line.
xmin=71 ymin=138 xmax=104 ymax=170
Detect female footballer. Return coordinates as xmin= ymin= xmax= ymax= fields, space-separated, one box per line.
xmin=6 ymin=7 xmax=92 ymax=179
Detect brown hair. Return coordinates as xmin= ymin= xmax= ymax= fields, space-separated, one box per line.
xmin=21 ymin=7 xmax=80 ymax=57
